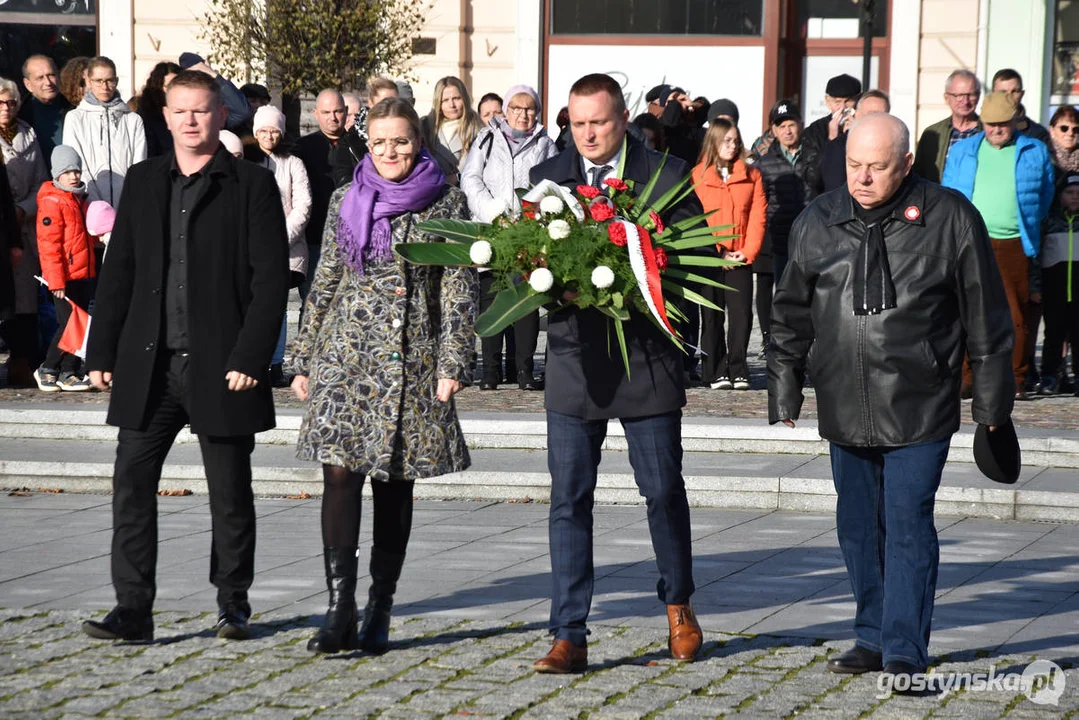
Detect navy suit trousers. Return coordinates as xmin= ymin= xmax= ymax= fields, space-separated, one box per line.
xmin=546 ymin=409 xmax=695 ymax=645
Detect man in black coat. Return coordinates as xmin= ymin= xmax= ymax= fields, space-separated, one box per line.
xmin=769 ymin=114 xmax=1014 ymax=685
xmin=81 ymin=70 xmax=290 ymax=643
xmin=528 ymin=73 xmax=704 ymax=674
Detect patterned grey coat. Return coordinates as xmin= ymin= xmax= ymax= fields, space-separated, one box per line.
xmin=289 ymin=184 xmax=479 ymax=481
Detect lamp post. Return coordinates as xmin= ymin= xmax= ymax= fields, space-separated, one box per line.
xmin=855 ymin=0 xmax=876 ymax=90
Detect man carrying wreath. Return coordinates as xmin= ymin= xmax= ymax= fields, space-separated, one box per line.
xmin=528 ymin=73 xmax=706 ymax=673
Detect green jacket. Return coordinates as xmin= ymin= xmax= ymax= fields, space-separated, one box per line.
xmin=913 ymin=115 xmax=983 ymax=184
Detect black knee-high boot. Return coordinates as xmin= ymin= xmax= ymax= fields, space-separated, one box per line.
xmin=307 ymin=547 xmax=359 ymax=653
xmin=357 ymin=548 xmax=405 ymax=654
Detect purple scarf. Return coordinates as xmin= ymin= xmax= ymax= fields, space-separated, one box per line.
xmin=337 ymin=148 xmax=446 ymax=273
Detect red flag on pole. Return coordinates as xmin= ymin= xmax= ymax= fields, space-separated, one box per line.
xmin=57 ymin=299 xmax=91 ymax=359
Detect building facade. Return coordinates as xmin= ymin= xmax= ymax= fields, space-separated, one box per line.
xmin=1 ymin=0 xmax=1071 ymax=144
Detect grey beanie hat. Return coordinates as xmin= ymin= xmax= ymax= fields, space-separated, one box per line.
xmin=50 ymin=145 xmax=82 ymax=180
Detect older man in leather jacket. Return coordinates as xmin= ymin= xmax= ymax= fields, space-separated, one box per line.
xmin=768 ymin=114 xmax=1015 ymax=684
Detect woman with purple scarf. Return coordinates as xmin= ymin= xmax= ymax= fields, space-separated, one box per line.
xmin=289 ymin=97 xmax=479 ymax=655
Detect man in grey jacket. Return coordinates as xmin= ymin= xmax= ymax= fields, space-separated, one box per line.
xmin=769 ymin=114 xmax=1015 ymax=686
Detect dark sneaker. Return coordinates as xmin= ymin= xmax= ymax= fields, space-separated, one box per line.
xmin=82 ymin=606 xmax=153 ymax=643
xmin=57 ymin=373 xmax=92 ymax=392
xmin=215 ymin=602 xmax=251 ymax=639
xmin=33 ymin=367 xmax=61 ymax=393
xmin=1038 ymin=375 xmax=1058 ymax=396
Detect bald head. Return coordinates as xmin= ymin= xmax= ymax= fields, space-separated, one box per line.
xmin=314 ymin=89 xmax=347 ymax=138
xmin=845 ymin=114 xmax=913 ymax=209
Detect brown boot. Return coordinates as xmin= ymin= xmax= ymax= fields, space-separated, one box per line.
xmin=533 ymin=639 xmax=587 ymax=674
xmin=667 ymin=603 xmax=703 ymax=661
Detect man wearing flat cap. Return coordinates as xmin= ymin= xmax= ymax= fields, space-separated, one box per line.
xmin=943 ymin=90 xmax=1055 ymax=399
xmin=770 ymin=113 xmax=1015 ymax=687
xmin=802 ymin=73 xmax=861 ymax=158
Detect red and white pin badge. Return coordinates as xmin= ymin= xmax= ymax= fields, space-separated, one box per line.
xmin=904 ymin=206 xmax=921 ymax=221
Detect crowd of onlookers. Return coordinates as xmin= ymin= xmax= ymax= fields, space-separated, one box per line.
xmin=1 ymin=54 xmax=1078 ymax=400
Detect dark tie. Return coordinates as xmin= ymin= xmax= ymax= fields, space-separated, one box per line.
xmin=589 ymin=164 xmax=611 ymax=188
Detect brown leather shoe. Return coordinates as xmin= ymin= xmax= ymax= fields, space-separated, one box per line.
xmin=667 ymin=603 xmax=703 ymax=661
xmin=533 ymin=639 xmax=587 ymax=674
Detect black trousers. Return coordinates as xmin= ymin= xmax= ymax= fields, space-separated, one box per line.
xmin=700 ymin=265 xmax=754 ymax=383
xmin=42 ymin=277 xmax=95 ymax=375
xmin=111 ymin=352 xmax=256 ymax=611
xmin=755 ymin=272 xmax=774 ymax=340
xmin=1041 ymin=263 xmax=1079 ymax=378
xmin=478 ymin=273 xmax=539 ymax=382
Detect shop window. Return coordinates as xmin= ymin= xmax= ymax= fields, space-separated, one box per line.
xmin=800 ymin=0 xmax=886 ymax=39
xmin=0 ymin=0 xmax=96 ymax=84
xmin=550 ymin=0 xmax=764 ymax=36
xmin=1052 ymin=0 xmax=1079 ymax=100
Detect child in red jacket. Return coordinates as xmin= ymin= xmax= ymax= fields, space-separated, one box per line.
xmin=35 ymin=146 xmax=96 ymax=392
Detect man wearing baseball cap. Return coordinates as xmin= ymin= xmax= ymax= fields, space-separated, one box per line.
xmin=802 ymin=73 xmax=861 ymax=158
xmin=943 ymin=91 xmax=1055 ymax=399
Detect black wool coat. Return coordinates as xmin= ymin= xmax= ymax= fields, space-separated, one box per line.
xmin=86 ymin=146 xmax=290 ymax=436
xmin=529 ymin=135 xmax=703 ymax=420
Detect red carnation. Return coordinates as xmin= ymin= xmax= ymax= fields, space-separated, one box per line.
xmin=576 ymin=185 xmax=601 ymax=199
xmin=608 ymin=222 xmax=628 ymax=247
xmin=522 ymin=200 xmax=536 ymax=220
xmin=654 ymin=247 xmax=669 ymax=271
xmin=649 ymin=210 xmax=665 ymax=234
xmin=603 ymin=178 xmax=629 ymax=192
xmin=590 ymin=202 xmax=615 ymax=222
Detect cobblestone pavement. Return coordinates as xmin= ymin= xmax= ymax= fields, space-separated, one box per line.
xmin=1 ymin=495 xmax=1076 ymax=719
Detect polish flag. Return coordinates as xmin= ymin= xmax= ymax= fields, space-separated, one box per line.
xmin=57 ymin=300 xmax=91 ymax=359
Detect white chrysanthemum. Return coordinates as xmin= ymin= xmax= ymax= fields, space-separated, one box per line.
xmin=591 ymin=265 xmax=615 ymax=289
xmin=529 ymin=267 xmax=555 ymax=293
xmin=539 ymin=195 xmax=565 ymax=216
xmin=469 ymin=240 xmax=493 ymax=265
xmin=547 ymin=219 xmax=571 ymax=240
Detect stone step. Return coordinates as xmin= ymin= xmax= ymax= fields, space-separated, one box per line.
xmin=0 ymin=438 xmax=1075 ymax=522
xmin=2 ymin=406 xmax=1078 ymax=467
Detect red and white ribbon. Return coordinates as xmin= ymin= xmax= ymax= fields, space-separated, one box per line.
xmin=619 ymin=218 xmax=679 ymax=339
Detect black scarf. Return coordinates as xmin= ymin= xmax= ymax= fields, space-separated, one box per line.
xmin=851 ymin=176 xmax=914 ymax=316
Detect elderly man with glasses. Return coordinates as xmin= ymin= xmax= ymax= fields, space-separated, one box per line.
xmin=61 ymin=56 xmax=146 ymax=205
xmin=913 ymin=69 xmax=983 ymax=183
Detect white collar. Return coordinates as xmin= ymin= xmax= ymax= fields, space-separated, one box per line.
xmin=581 ymin=144 xmax=623 ymax=179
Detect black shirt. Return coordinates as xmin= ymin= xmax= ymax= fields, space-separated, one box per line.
xmin=165 ymin=157 xmax=212 ymax=351
xmin=297 ymin=131 xmax=364 ymax=247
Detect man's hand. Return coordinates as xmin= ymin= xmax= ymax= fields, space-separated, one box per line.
xmin=782 ymin=419 xmax=796 ymax=429
xmin=291 ymin=374 xmax=309 ymax=401
xmin=828 ymin=109 xmax=844 ymax=140
xmin=437 ymin=378 xmax=462 ymax=403
xmin=51 ymin=288 xmax=65 ymax=299
xmin=225 ymin=370 xmax=258 ymax=391
xmin=89 ymin=370 xmax=112 ymax=391
xmin=10 ymin=247 xmax=22 ymax=269
xmin=188 ymin=61 xmax=217 ymax=78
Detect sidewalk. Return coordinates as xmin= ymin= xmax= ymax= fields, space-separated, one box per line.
xmin=0 ymin=493 xmax=1076 ymax=718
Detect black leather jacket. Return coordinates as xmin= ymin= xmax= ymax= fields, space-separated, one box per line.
xmin=768 ymin=176 xmax=1015 ymax=447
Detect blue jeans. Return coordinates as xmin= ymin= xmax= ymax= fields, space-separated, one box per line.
xmin=546 ymin=409 xmax=694 ymax=646
xmin=272 ymin=315 xmax=287 ymax=366
xmin=830 ymin=437 xmax=951 ymax=668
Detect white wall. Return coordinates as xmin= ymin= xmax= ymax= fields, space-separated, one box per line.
xmin=985 ymin=0 xmax=1051 ymax=123
xmin=545 ymin=45 xmax=767 ymax=139
xmin=98 ymin=0 xmax=136 ymax=98
xmin=889 ymin=0 xmax=922 ymax=143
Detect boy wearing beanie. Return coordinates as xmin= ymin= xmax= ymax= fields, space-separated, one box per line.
xmin=34 ymin=145 xmax=96 ymax=391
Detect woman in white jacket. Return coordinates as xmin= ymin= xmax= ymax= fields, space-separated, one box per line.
xmin=460 ymin=84 xmax=557 ymax=390
xmin=61 ymin=57 xmax=146 ymax=206
xmin=252 ymin=104 xmax=312 ymax=386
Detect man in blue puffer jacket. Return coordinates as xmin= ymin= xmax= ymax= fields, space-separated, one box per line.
xmin=942 ymin=91 xmax=1055 ymax=396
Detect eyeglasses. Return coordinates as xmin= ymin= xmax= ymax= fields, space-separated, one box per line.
xmin=1056 ymin=124 xmax=1079 ymax=134
xmin=945 ymin=93 xmax=979 ymax=101
xmin=507 ymin=105 xmax=537 ymax=116
xmin=89 ymin=77 xmax=119 ymax=87
xmin=369 ymin=137 xmax=414 ymax=155
xmin=0 ymin=99 xmax=17 ymax=109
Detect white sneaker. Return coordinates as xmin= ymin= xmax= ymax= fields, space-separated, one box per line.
xmin=710 ymin=377 xmax=733 ymax=390
xmin=732 ymin=377 xmax=750 ymax=391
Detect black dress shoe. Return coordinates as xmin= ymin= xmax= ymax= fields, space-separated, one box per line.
xmin=882 ymin=661 xmax=927 ymax=695
xmin=518 ymin=372 xmax=544 ymax=391
xmin=826 ymin=645 xmax=883 ymax=674
xmin=82 ymin=606 xmax=153 ymax=643
xmin=215 ymin=601 xmax=251 ymax=640
xmin=479 ymin=378 xmax=499 ymax=391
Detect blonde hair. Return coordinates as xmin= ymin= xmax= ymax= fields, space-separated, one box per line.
xmin=698 ymin=118 xmax=744 ymax=171
xmin=426 ymin=76 xmax=481 ymax=154
xmin=369 ymin=97 xmax=423 ymax=141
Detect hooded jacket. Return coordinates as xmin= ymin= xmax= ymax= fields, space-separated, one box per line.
xmin=258 ymin=152 xmax=311 ymax=277
xmin=942 ymin=131 xmax=1055 ymax=258
xmin=768 ymin=176 xmax=1015 ymax=447
xmin=1 ymin=120 xmax=48 ymax=250
xmin=460 ymin=118 xmax=558 ymax=222
xmin=35 ymin=181 xmax=94 ymax=290
xmin=62 ymin=96 xmax=147 ymax=205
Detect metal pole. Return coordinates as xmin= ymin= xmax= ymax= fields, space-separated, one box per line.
xmin=861 ymin=0 xmax=875 ymax=90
